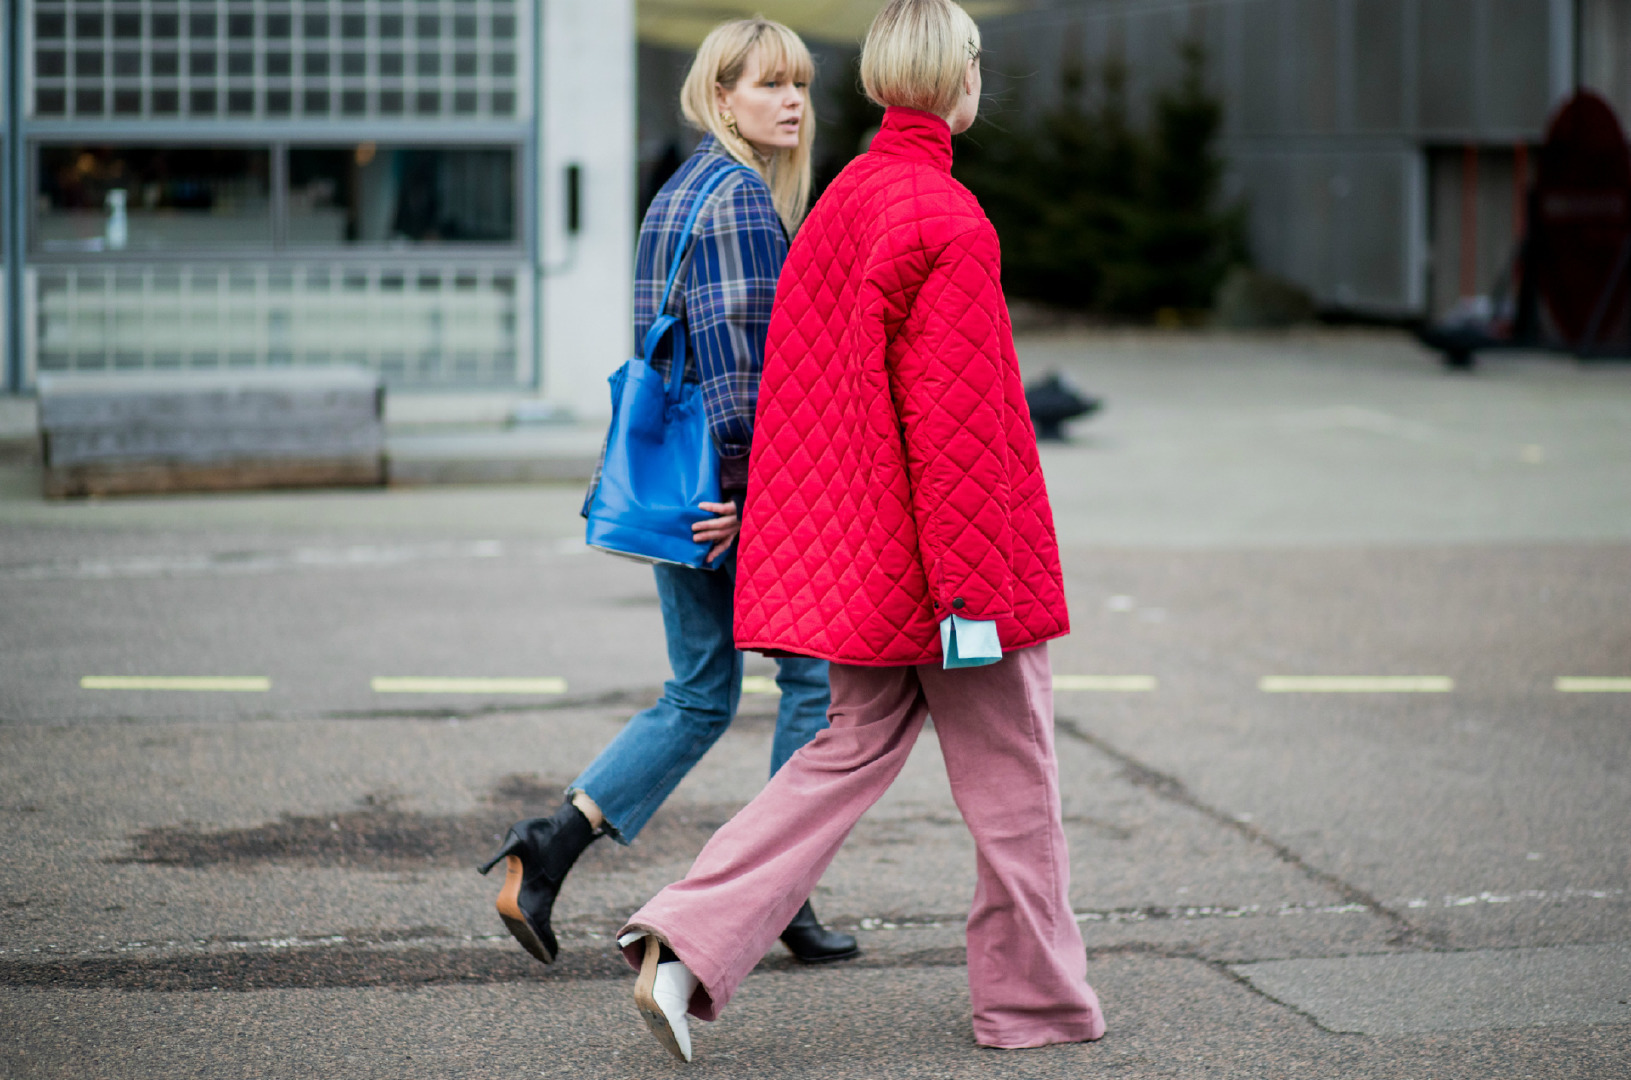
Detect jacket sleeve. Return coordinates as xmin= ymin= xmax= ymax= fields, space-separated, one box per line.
xmin=684 ymin=176 xmax=788 ymax=461
xmin=896 ymin=221 xmax=1015 ymax=624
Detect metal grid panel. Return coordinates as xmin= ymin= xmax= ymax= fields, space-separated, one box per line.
xmin=3 ymin=11 xmax=9 ymax=391
xmin=1230 ymin=148 xmax=1420 ymax=312
xmin=28 ymin=0 xmax=528 ymax=122
xmin=981 ymin=0 xmax=1560 ymax=141
xmin=1483 ymin=0 xmax=1551 ymax=130
xmin=2 ymin=6 xmax=7 ymax=391
xmin=1353 ymin=0 xmax=1408 ymax=133
xmin=1583 ymin=0 xmax=1631 ymax=120
xmin=1118 ymin=3 xmax=1190 ymax=128
xmin=31 ymin=261 xmax=531 ymax=386
xmin=1416 ymin=0 xmax=1477 ymax=132
xmin=1236 ymin=0 xmax=1284 ymax=136
xmin=1338 ymin=152 xmax=1414 ymax=309
xmin=1291 ymin=0 xmax=1340 ymax=134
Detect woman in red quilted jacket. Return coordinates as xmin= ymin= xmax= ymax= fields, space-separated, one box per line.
xmin=618 ymin=0 xmax=1106 ymax=1062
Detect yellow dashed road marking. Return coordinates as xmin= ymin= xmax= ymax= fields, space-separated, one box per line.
xmin=1260 ymin=676 xmax=1454 ymax=693
xmin=76 ymin=672 xmax=1619 ymax=697
xmin=1053 ymin=675 xmax=1159 ymax=692
xmin=371 ymin=677 xmax=567 ymax=694
xmin=1556 ymin=677 xmax=1631 ymax=693
xmin=81 ymin=676 xmax=270 ymax=692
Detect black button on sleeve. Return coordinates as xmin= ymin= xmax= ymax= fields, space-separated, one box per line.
xmin=951 ymin=597 xmax=965 ymax=610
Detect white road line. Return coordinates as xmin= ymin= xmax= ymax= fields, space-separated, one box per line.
xmin=1072 ymin=901 xmax=1370 ymax=924
xmin=1054 ymin=675 xmax=1158 ymax=692
xmin=368 ymin=681 xmax=567 ymax=698
xmin=4 ymin=541 xmax=509 ymax=581
xmin=748 ymin=674 xmax=1162 ymax=694
xmin=1556 ymin=677 xmax=1631 ymax=693
xmin=80 ymin=676 xmax=271 ymax=692
xmin=1401 ymin=887 xmax=1623 ymax=907
xmin=1260 ymin=675 xmax=1454 ymax=693
xmin=64 ymin=673 xmax=1623 ymax=699
xmin=1077 ymin=887 xmax=1627 ymax=926
xmin=371 ymin=677 xmax=567 ymax=694
xmin=4 ymin=886 xmax=1619 ymax=961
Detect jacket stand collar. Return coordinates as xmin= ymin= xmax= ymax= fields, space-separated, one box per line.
xmin=870 ymin=107 xmax=954 ymax=173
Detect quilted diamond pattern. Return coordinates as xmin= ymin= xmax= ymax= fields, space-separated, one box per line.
xmin=734 ymin=107 xmax=1070 ymax=666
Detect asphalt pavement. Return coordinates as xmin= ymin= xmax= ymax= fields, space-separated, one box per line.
xmin=1 ymin=330 xmax=1628 ymax=1078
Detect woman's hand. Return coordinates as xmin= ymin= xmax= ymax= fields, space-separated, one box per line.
xmin=692 ymin=500 xmax=740 ymax=561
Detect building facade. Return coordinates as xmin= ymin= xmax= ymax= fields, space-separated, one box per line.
xmin=7 ymin=1 xmax=1627 ymax=403
xmin=2 ymin=0 xmax=635 ymax=420
xmin=633 ymin=0 xmax=1628 ymax=323
xmin=975 ymin=0 xmax=1628 ymax=319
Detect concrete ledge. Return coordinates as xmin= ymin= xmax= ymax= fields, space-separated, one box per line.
xmin=0 ymin=438 xmax=39 ymax=466
xmin=44 ymin=458 xmax=385 ymax=499
xmin=12 ymin=388 xmax=611 ymax=490
xmin=37 ymin=369 xmax=385 ymax=498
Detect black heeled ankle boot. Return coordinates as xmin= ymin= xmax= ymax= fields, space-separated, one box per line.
xmin=780 ymin=899 xmax=859 ymax=964
xmin=478 ymin=801 xmax=597 ymax=964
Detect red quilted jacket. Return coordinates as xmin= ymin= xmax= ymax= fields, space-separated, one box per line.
xmin=734 ymin=107 xmax=1069 ymax=666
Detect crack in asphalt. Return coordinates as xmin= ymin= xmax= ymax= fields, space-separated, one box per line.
xmin=1197 ymin=955 xmax=1347 ymax=1035
xmin=0 ymin=942 xmax=974 ymax=992
xmin=0 ymin=901 xmax=1377 ymax=965
xmin=1054 ymin=716 xmax=1440 ymax=950
xmin=7 ymin=886 xmax=1615 ymax=961
xmin=0 ymin=938 xmax=1386 ymax=997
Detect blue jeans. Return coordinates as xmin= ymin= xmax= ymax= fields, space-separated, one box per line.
xmin=569 ymin=554 xmax=830 ymax=844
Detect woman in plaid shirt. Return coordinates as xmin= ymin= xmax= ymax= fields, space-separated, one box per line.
xmin=481 ymin=18 xmax=856 ymax=972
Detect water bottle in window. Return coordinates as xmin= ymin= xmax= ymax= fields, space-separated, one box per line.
xmin=105 ymin=189 xmax=128 ymax=251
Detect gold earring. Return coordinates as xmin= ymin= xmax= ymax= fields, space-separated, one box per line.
xmin=721 ymin=112 xmax=740 ymax=139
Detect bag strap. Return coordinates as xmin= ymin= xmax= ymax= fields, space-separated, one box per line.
xmin=641 ymin=163 xmax=753 ymax=401
xmin=656 ymin=164 xmax=748 ymax=317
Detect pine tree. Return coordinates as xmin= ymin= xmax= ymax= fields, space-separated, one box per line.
xmin=955 ymin=36 xmax=1246 ymax=318
xmin=1134 ymin=37 xmax=1247 ymax=314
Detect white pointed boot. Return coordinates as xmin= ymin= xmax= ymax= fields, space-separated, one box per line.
xmin=626 ymin=933 xmax=699 ymax=1062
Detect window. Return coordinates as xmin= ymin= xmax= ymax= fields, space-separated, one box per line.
xmin=35 ymin=146 xmax=272 ymax=253
xmin=287 ymin=145 xmax=516 ymax=247
xmin=34 ymin=143 xmax=518 ymax=254
xmin=30 ymin=0 xmax=526 ymax=121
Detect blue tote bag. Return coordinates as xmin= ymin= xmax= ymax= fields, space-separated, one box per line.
xmin=584 ymin=165 xmax=749 ymax=570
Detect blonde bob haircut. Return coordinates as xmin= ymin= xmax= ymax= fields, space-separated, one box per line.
xmin=679 ymin=18 xmax=815 ymax=231
xmin=861 ymin=0 xmax=981 ymax=117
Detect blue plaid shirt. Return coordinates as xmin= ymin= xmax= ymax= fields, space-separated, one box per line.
xmin=633 ymin=137 xmax=788 ymax=462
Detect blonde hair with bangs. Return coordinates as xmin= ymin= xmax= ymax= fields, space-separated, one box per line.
xmin=680 ymin=19 xmax=815 ymax=231
xmin=860 ymin=0 xmax=981 ymax=116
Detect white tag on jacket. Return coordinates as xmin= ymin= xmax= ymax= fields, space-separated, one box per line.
xmin=941 ymin=614 xmax=1002 ymax=669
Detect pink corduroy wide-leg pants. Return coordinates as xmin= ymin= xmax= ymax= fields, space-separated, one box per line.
xmin=618 ymin=643 xmax=1106 ymax=1049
